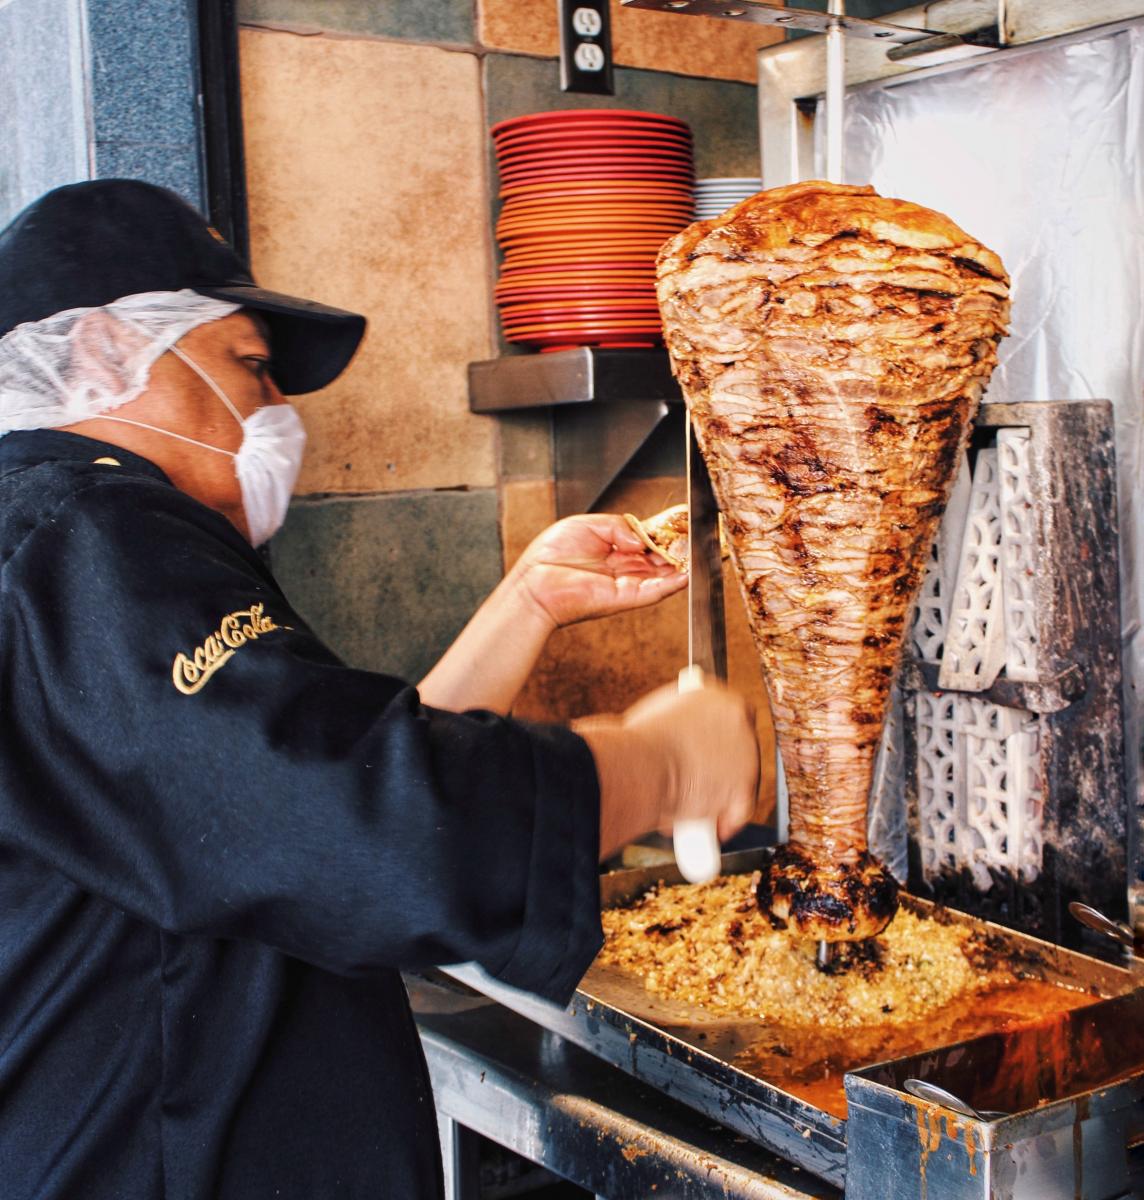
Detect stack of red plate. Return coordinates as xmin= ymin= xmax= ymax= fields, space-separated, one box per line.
xmin=491 ymin=110 xmax=695 ymax=350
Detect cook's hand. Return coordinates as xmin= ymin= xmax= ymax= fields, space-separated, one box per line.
xmin=574 ymin=679 xmax=760 ymax=860
xmin=509 ymin=514 xmax=687 ymax=631
xmin=420 ymin=514 xmax=682 ymax=715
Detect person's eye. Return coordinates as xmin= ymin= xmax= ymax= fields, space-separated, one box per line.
xmin=244 ymin=356 xmax=272 ymax=378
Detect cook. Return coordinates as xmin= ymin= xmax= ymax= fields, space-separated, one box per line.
xmin=0 ymin=179 xmax=760 ymax=1200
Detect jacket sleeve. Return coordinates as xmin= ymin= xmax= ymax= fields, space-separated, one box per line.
xmin=0 ymin=475 xmax=602 ymax=1004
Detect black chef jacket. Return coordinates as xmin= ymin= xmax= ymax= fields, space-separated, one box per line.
xmin=0 ymin=430 xmax=604 ymax=1199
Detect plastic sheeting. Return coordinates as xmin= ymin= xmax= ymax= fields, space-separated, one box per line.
xmin=828 ymin=25 xmax=1144 ymax=874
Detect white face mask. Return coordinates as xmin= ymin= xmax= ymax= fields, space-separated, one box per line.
xmin=103 ymin=344 xmax=307 ymax=547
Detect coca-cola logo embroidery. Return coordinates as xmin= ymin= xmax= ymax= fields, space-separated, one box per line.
xmin=171 ymin=602 xmax=283 ymax=695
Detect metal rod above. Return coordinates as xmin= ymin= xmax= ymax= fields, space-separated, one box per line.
xmin=824 ymin=0 xmax=845 ymax=184
xmin=619 ymin=0 xmax=935 ymax=44
xmin=619 ymin=0 xmax=1001 ymax=66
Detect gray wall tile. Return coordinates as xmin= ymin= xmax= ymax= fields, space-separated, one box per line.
xmin=484 ymin=55 xmax=760 ymax=179
xmin=0 ymin=0 xmax=88 ymax=225
xmin=2 ymin=0 xmax=206 ymax=222
xmin=270 ymin=489 xmax=502 ymax=681
xmin=89 ymin=0 xmax=200 ymax=145
xmin=87 ymin=0 xmax=204 ymax=208
xmin=238 ymin=0 xmax=473 ymax=46
xmin=93 ymin=142 xmax=205 ymax=205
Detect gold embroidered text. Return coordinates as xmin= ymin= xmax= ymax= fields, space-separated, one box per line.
xmin=172 ymin=603 xmax=281 ymax=695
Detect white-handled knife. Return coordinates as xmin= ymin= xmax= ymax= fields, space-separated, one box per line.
xmin=672 ymin=415 xmax=727 ymax=884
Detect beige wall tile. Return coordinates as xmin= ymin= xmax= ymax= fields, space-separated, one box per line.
xmin=512 ymin=475 xmax=776 ymax=825
xmin=478 ymin=0 xmax=783 ymax=84
xmin=240 ymin=29 xmax=497 ymax=496
xmin=501 ymin=478 xmax=557 ymax=569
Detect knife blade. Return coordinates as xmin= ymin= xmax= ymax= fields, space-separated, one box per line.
xmin=683 ymin=414 xmax=726 ymax=681
xmin=672 ymin=412 xmax=727 ymax=884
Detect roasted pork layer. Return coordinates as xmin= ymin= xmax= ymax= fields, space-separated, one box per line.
xmin=657 ymin=181 xmax=1010 ymax=935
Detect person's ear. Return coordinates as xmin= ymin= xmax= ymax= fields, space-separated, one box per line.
xmin=66 ymin=309 xmax=148 ymax=408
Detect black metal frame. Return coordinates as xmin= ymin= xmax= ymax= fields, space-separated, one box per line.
xmin=197 ymin=0 xmax=249 ymax=261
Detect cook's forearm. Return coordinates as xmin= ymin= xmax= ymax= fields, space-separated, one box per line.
xmin=418 ymin=571 xmax=554 ymax=714
xmin=571 ymin=715 xmax=670 ymax=860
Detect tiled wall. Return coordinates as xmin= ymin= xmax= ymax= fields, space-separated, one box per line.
xmin=241 ymin=1 xmax=778 ymax=821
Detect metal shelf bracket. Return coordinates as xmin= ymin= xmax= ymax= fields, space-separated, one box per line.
xmin=468 ymin=349 xmax=683 ymax=516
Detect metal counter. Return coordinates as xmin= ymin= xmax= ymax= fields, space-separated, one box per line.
xmin=408 ymin=971 xmax=838 ymax=1200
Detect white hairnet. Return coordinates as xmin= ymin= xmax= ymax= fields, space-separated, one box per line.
xmin=0 ymin=289 xmax=239 ymax=436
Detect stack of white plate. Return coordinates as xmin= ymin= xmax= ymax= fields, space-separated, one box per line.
xmin=693 ymin=177 xmax=762 ymax=221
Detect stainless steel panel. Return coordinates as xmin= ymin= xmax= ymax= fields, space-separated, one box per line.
xmin=468 ymin=348 xmax=683 ymax=515
xmin=552 ymin=399 xmax=668 ymax=516
xmin=845 ymin=988 xmax=1144 ymax=1199
xmin=413 ymin=972 xmax=841 ymax=1200
xmin=621 ymin=0 xmax=934 ymax=42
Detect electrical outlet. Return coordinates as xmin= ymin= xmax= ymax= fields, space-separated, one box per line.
xmin=559 ymin=0 xmax=614 ymax=95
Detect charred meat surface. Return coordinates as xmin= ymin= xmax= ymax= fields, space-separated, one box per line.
xmin=756 ymin=843 xmax=900 ymax=942
xmin=656 ymin=181 xmax=1010 ymax=940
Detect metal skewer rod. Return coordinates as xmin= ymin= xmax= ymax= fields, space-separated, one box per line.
xmin=824 ymin=0 xmax=846 ymax=184
xmin=815 ymin=0 xmax=844 ymax=967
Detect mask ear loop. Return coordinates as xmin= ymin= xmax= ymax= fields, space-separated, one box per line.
xmin=97 ymin=414 xmax=235 ymax=458
xmin=168 ymin=343 xmax=246 ymax=427
xmin=97 ymin=340 xmax=250 ymax=457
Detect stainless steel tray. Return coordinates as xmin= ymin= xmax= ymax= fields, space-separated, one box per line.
xmin=445 ymin=850 xmax=1141 ymax=1189
xmin=845 ymin=987 xmax=1144 ymax=1199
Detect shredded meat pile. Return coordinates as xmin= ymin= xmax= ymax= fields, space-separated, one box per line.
xmin=656 ymin=181 xmax=1010 ymax=940
xmin=597 ymin=874 xmax=998 ymax=1027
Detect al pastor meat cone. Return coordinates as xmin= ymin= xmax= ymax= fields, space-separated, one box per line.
xmin=657 ymin=181 xmax=1010 ymax=942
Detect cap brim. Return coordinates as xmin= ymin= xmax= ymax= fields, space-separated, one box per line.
xmin=196 ymin=284 xmax=366 ymax=395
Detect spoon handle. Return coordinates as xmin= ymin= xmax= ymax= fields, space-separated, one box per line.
xmin=1069 ymin=901 xmax=1135 ymax=948
xmin=903 ymin=1078 xmax=981 ymax=1121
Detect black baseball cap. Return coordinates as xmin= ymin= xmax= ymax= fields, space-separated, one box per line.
xmin=0 ymin=179 xmax=366 ymax=395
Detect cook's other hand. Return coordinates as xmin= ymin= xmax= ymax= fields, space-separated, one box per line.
xmin=419 ymin=513 xmax=686 ymax=715
xmin=509 ymin=513 xmax=687 ymax=631
xmin=573 ymin=678 xmax=759 ymax=861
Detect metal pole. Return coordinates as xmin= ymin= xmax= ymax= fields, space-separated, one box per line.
xmin=824 ymin=0 xmax=845 ymax=183
xmin=819 ymin=0 xmax=844 ymax=969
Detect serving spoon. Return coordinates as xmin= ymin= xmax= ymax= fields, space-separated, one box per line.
xmin=1068 ymin=900 xmax=1135 ymax=950
xmin=904 ymin=1078 xmax=1008 ymax=1122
